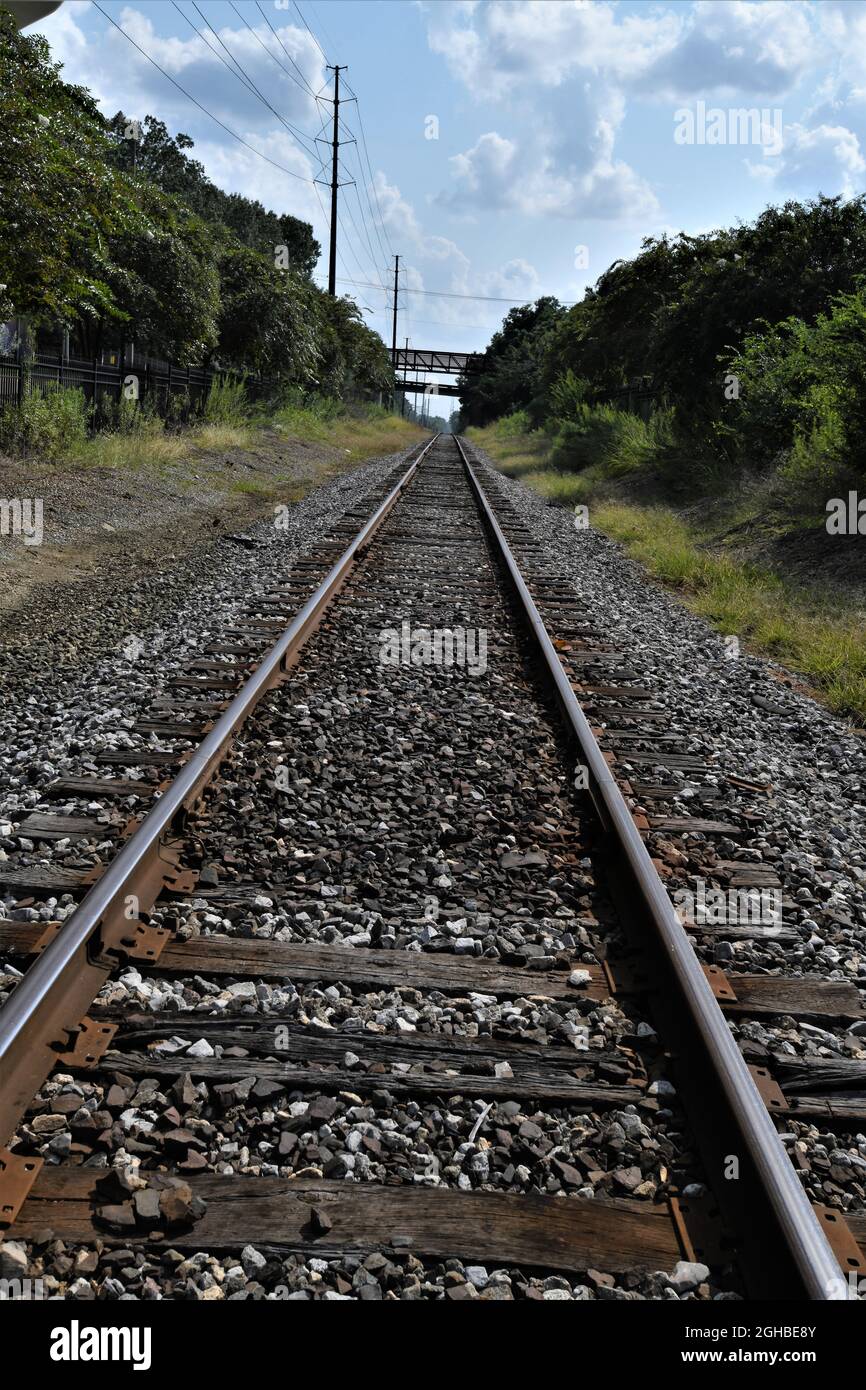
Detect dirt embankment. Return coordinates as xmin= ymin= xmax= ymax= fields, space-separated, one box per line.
xmin=0 ymin=427 xmax=375 ymax=624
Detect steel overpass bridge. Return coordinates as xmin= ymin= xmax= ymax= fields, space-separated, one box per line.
xmin=393 ymin=348 xmax=479 ymax=400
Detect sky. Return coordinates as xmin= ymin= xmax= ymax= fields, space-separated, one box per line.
xmin=26 ymin=0 xmax=866 ymax=378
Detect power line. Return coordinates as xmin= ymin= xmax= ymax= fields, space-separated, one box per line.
xmin=92 ymin=0 xmax=319 ymax=185
xmin=343 ymin=78 xmax=396 ymax=261
xmin=250 ymin=0 xmax=319 ymax=100
xmin=343 ymin=186 xmax=389 ymax=293
xmin=305 ymin=0 xmax=339 ymax=60
xmin=293 ymin=1 xmax=329 ymax=64
xmin=322 ymin=276 xmax=578 ymax=305
xmin=169 ymin=1 xmax=320 ymax=159
xmin=339 ymin=111 xmax=393 ymax=275
xmin=341 ymin=137 xmax=390 ymax=290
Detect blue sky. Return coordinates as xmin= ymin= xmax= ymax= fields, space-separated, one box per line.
xmin=30 ymin=0 xmax=866 ymax=367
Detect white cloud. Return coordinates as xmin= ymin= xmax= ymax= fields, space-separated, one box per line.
xmin=426 ymin=0 xmax=679 ymax=97
xmin=366 ymin=174 xmax=546 ymax=331
xmin=440 ymin=129 xmax=659 ymax=221
xmin=33 ymin=3 xmax=324 ymax=140
xmin=193 ymin=133 xmax=321 ymax=225
xmin=747 ymin=121 xmax=866 ymax=198
xmin=637 ymin=1 xmax=819 ymax=100
xmin=425 ymin=0 xmax=819 ymax=101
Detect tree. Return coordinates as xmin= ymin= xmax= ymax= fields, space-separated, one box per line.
xmin=216 ymin=238 xmax=318 ymax=379
xmin=89 ymin=182 xmax=221 ymax=362
xmin=0 ymin=11 xmax=121 ymax=326
xmin=312 ymin=295 xmax=394 ymax=397
xmin=105 ymin=113 xmax=320 ymax=275
xmin=458 ymin=297 xmax=566 ymax=427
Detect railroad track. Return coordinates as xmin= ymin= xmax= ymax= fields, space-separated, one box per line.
xmin=0 ymin=432 xmax=863 ymax=1302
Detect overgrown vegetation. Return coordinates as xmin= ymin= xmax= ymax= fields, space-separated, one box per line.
xmin=0 ymin=12 xmax=394 ymax=402
xmin=462 ymin=193 xmax=866 ymax=722
xmin=0 ymin=376 xmax=423 ymax=471
xmin=458 ymin=193 xmax=866 ymax=511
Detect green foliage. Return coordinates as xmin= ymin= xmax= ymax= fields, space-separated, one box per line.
xmin=0 ymin=20 xmax=391 ymax=416
xmin=215 ymin=239 xmax=318 ymax=379
xmin=105 ymin=114 xmax=319 ymax=276
xmin=203 ymin=375 xmax=250 ymax=426
xmin=0 ymin=385 xmax=89 ymax=458
xmin=468 ymin=194 xmax=866 ymax=512
xmin=549 ymin=403 xmax=674 ymax=477
xmin=97 ymin=180 xmax=221 ymax=362
xmin=458 ymin=298 xmax=566 ymax=427
xmin=727 ymin=286 xmax=866 ymax=497
xmin=312 ymin=295 xmax=395 ymax=397
xmin=0 ymin=11 xmax=121 ymax=327
xmin=496 ymin=409 xmax=533 ymax=437
xmin=99 ymin=392 xmax=164 ymax=437
xmin=547 ymin=370 xmax=590 ymax=421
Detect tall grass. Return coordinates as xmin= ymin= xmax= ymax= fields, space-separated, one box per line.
xmin=549 ymin=403 xmax=675 ymax=476
xmin=0 ymin=380 xmax=423 ymax=473
xmin=468 ymin=404 xmax=677 ymax=505
xmin=203 ymin=375 xmax=250 ymax=425
xmin=594 ymin=502 xmax=866 ymax=723
xmin=272 ymin=394 xmax=425 ymax=457
xmin=0 ymin=385 xmax=90 ymax=459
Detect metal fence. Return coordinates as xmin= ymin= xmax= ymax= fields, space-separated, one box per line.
xmin=605 ymin=381 xmax=659 ymax=421
xmin=0 ymin=352 xmax=262 ymax=427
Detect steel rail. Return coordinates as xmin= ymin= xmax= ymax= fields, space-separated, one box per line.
xmin=454 ymin=433 xmax=849 ymax=1302
xmin=0 ymin=434 xmax=440 ymax=1147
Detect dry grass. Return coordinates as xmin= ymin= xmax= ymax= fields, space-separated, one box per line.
xmin=273 ymin=403 xmax=426 ymax=459
xmin=594 ymin=502 xmax=866 ymax=725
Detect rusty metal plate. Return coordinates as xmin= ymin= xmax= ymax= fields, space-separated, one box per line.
xmin=0 ymin=1149 xmax=43 ymax=1229
xmin=603 ymin=955 xmax=658 ymax=996
xmin=747 ymin=1063 xmax=789 ymax=1113
xmin=670 ymin=1194 xmax=734 ymax=1269
xmin=55 ymin=1017 xmax=118 ymax=1068
xmin=106 ymin=920 xmax=171 ymax=964
xmin=702 ymin=963 xmax=738 ymax=1003
xmin=32 ymin=921 xmax=64 ymax=954
xmin=813 ymin=1204 xmax=866 ymax=1280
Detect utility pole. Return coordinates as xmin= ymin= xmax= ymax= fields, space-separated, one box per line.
xmin=389 ymin=254 xmax=400 ymax=412
xmin=327 ymin=65 xmax=347 ymax=296
xmin=390 ymin=255 xmax=400 ymax=364
xmin=401 ymin=336 xmax=408 ymax=417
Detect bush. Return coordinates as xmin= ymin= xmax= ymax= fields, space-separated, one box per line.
xmin=727 ymin=287 xmax=866 ymax=487
xmin=100 ymin=393 xmax=164 ymax=437
xmin=203 ymin=374 xmax=250 ymax=425
xmin=495 ymin=408 xmax=533 ymax=437
xmin=549 ymin=403 xmax=673 ymax=476
xmin=547 ymin=370 xmax=590 ymax=421
xmin=0 ymin=384 xmax=89 ymax=458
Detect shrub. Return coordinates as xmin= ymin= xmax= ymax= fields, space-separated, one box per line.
xmin=495 ymin=408 xmax=532 ymax=437
xmin=548 ymin=370 xmax=590 ymax=421
xmin=0 ymin=384 xmax=89 ymax=458
xmin=203 ymin=374 xmax=250 ymax=425
xmin=549 ymin=403 xmax=673 ymax=476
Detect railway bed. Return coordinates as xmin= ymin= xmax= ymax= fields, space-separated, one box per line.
xmin=0 ymin=434 xmax=864 ymax=1302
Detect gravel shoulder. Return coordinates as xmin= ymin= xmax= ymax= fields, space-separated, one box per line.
xmin=0 ymin=426 xmax=406 ymax=630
